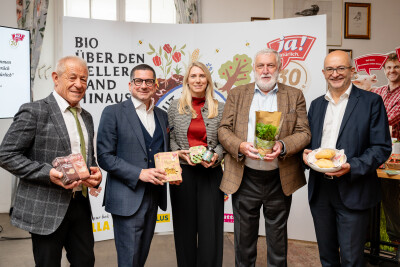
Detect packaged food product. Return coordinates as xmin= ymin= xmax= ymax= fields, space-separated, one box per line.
xmin=52 ymin=156 xmax=80 ymax=185
xmin=69 ymin=153 xmax=90 ymax=180
xmin=52 ymin=153 xmax=89 ymax=185
xmin=154 ymin=152 xmax=182 ymax=182
xmin=189 ymin=146 xmax=207 ymax=164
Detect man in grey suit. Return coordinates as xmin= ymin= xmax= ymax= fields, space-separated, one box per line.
xmin=97 ymin=64 xmax=169 ymax=267
xmin=0 ymin=56 xmax=102 ymax=267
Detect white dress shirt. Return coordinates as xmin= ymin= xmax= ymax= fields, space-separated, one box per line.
xmin=53 ymin=91 xmax=89 ymax=191
xmin=320 ymin=85 xmax=352 ymax=149
xmin=245 ymin=83 xmax=279 ymax=171
xmin=131 ymin=96 xmax=155 ymax=137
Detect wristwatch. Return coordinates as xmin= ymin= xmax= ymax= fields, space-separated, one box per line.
xmin=279 ymin=140 xmax=286 ymax=156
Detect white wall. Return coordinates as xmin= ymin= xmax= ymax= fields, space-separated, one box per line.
xmin=202 ymin=0 xmax=272 ymax=23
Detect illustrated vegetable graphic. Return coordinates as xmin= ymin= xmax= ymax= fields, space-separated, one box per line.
xmin=153 ymin=56 xmax=161 ymax=66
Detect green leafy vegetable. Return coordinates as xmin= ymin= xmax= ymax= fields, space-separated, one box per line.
xmin=256 ymin=123 xmax=277 ymax=141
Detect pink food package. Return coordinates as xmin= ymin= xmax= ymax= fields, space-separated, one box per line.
xmin=52 ymin=153 xmax=89 ymax=185
xmin=69 ymin=153 xmax=90 ymax=180
xmin=52 ymin=156 xmax=80 ymax=185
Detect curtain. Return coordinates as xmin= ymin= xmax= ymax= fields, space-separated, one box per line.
xmin=174 ymin=0 xmax=200 ymax=24
xmin=16 ymin=0 xmax=49 ymax=96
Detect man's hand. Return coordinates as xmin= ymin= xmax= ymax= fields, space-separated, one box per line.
xmin=89 ymin=186 xmax=102 ymax=197
xmin=303 ymin=149 xmax=312 ymax=166
xmin=263 ymin=141 xmax=282 ymax=161
xmin=239 ymin=142 xmax=259 ymax=160
xmin=177 ymin=150 xmax=196 ymax=166
xmin=49 ymin=168 xmax=81 ymax=189
xmin=82 ymin=167 xmax=102 ymax=188
xmin=139 ymin=168 xmax=167 ymax=185
xmin=325 ymin=163 xmax=351 ymax=177
xmin=201 ymin=153 xmax=218 ymax=168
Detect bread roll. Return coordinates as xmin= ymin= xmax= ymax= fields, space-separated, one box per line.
xmin=315 ymin=149 xmax=336 ymax=159
xmin=315 ymin=159 xmax=335 ymax=168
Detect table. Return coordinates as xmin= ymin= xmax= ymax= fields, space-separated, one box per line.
xmin=365 ymin=169 xmax=400 ymax=264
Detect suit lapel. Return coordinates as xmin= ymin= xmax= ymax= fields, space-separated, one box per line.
xmin=277 ymin=83 xmax=288 ymax=114
xmin=123 ymin=99 xmax=147 ymax=153
xmin=337 ymin=86 xmax=359 ymax=141
xmin=46 ymin=94 xmax=71 ymax=153
xmin=241 ymin=84 xmax=255 ymax=140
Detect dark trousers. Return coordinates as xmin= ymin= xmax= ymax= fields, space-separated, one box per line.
xmin=112 ymin=184 xmax=159 ymax=267
xmin=170 ymin=164 xmax=224 ymax=267
xmin=310 ymin=177 xmax=370 ymax=267
xmin=31 ymin=192 xmax=94 ymax=267
xmin=381 ymin=179 xmax=400 ymax=241
xmin=232 ymin=167 xmax=292 ymax=267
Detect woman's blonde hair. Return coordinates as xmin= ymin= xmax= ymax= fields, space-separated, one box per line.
xmin=178 ymin=61 xmax=218 ymax=119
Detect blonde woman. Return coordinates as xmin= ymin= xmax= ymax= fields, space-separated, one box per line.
xmin=168 ymin=61 xmax=224 ymax=267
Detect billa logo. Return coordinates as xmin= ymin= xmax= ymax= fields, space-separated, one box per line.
xmin=267 ymin=35 xmax=316 ymax=70
xmin=10 ymin=33 xmax=25 ymax=48
xmin=224 ymin=213 xmax=234 ymax=223
xmin=354 ymin=54 xmax=389 ymax=75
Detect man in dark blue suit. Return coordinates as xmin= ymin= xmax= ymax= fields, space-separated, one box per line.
xmin=303 ymin=50 xmax=392 ymax=267
xmin=97 ymin=64 xmax=169 ymax=267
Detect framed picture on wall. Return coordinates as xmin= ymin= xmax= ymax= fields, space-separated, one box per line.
xmin=344 ymin=2 xmax=371 ymax=39
xmin=328 ymin=48 xmax=353 ymax=59
xmin=251 ymin=17 xmax=270 ymax=21
xmin=274 ymin=0 xmax=342 ymax=46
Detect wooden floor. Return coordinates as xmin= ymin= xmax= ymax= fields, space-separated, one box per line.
xmin=0 ymin=213 xmax=395 ymax=266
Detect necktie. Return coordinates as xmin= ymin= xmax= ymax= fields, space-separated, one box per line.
xmin=68 ymin=106 xmax=88 ymax=197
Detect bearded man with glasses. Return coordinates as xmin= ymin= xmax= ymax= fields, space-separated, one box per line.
xmin=303 ymin=50 xmax=392 ymax=267
xmin=97 ymin=64 xmax=170 ymax=267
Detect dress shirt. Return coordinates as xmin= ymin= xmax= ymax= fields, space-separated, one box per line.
xmin=53 ymin=91 xmax=89 ymax=191
xmin=245 ymin=83 xmax=279 ymax=171
xmin=131 ymin=96 xmax=155 ymax=137
xmin=371 ymin=85 xmax=400 ymax=140
xmin=321 ymin=85 xmax=352 ymax=149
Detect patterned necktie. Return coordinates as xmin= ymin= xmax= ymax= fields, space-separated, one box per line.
xmin=68 ymin=106 xmax=88 ymax=197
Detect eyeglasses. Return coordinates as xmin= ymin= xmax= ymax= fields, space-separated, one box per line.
xmin=131 ymin=78 xmax=155 ymax=86
xmin=324 ymin=66 xmax=352 ymax=75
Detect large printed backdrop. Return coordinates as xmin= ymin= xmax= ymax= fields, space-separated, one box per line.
xmin=63 ymin=16 xmax=327 ymax=241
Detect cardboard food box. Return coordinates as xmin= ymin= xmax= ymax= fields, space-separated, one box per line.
xmin=69 ymin=153 xmax=90 ymax=180
xmin=52 ymin=156 xmax=80 ymax=185
xmin=52 ymin=153 xmax=89 ymax=185
xmin=386 ymin=154 xmax=400 ymax=170
xmin=154 ymin=152 xmax=182 ymax=183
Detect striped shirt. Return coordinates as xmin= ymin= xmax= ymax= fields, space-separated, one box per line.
xmin=371 ymin=85 xmax=400 ymax=139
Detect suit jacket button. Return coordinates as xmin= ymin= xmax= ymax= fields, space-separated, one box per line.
xmin=144 ymin=158 xmax=148 ymax=162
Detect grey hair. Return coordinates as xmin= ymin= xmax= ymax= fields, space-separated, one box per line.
xmin=56 ymin=56 xmax=88 ymax=75
xmin=254 ymin=48 xmax=282 ymax=69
